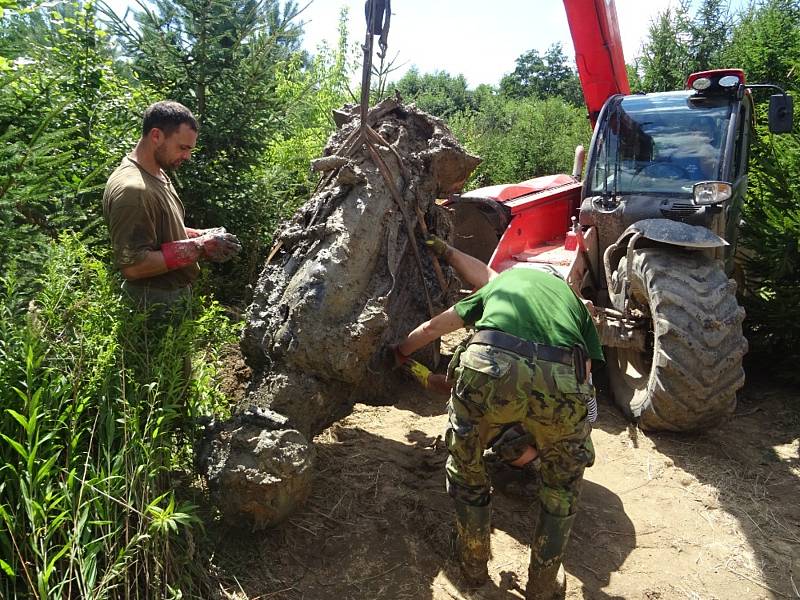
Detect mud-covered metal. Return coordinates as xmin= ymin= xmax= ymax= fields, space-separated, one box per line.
xmin=242 ymin=102 xmax=478 ymax=438
xmin=619 ymin=218 xmax=729 ymax=248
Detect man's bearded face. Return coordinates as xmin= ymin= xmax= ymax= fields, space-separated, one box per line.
xmin=154 ymin=123 xmax=197 ymax=171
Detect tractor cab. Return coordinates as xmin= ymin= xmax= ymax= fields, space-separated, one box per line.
xmin=579 ymin=86 xmax=745 ymax=273
xmin=580 ymin=69 xmax=792 ymax=280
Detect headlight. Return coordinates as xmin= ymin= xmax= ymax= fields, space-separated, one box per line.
xmin=693 ymin=181 xmax=732 ymax=205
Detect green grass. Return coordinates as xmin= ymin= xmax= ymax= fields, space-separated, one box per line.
xmin=0 ymin=235 xmax=239 ymax=599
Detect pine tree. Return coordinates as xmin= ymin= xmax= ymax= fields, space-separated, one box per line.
xmin=690 ymin=0 xmax=731 ymax=71
xmin=725 ymin=0 xmax=800 ymax=369
xmin=105 ymin=0 xmax=306 ymax=299
xmin=639 ymin=2 xmax=693 ymax=91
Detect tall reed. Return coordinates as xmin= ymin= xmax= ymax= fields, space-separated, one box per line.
xmin=0 ymin=236 xmax=238 ymax=598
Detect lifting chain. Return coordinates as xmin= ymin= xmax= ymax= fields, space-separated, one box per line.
xmin=358 ymin=0 xmax=447 ymax=365
xmin=359 ymin=0 xmax=447 ymax=306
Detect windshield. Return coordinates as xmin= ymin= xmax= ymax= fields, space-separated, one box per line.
xmin=588 ymin=91 xmax=732 ymax=196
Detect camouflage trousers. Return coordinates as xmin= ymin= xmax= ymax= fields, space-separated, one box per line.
xmin=445 ymin=342 xmax=595 ymax=517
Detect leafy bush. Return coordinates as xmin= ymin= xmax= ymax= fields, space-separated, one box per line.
xmin=390 ymin=68 xmax=475 ymax=118
xmin=450 ymin=94 xmax=590 ymax=188
xmin=0 ymin=236 xmax=238 ymax=598
xmin=0 ymin=0 xmax=151 ymax=281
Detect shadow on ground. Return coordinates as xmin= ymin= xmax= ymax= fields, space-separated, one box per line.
xmin=641 ymin=376 xmax=800 ymax=598
xmin=209 ymin=385 xmax=636 ymax=599
xmin=208 ymin=371 xmax=798 ymax=599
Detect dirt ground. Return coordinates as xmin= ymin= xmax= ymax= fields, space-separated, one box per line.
xmin=210 ymin=365 xmax=800 ymax=600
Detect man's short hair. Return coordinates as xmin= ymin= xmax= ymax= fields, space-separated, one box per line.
xmin=142 ymin=101 xmax=198 ymax=137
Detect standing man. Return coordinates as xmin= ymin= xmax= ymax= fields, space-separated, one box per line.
xmin=103 ymin=100 xmax=240 ymax=307
xmin=394 ymin=237 xmax=602 ymax=600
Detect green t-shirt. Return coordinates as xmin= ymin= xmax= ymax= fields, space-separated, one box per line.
xmin=102 ymin=156 xmax=199 ymax=291
xmin=454 ymin=267 xmax=604 ymax=361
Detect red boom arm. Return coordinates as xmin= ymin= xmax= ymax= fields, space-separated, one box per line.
xmin=563 ymin=0 xmax=630 ymax=128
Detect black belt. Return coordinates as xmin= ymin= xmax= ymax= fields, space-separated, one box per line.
xmin=470 ymin=329 xmax=573 ymax=366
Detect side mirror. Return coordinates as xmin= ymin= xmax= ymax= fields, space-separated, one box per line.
xmin=768 ymin=94 xmax=793 ymax=134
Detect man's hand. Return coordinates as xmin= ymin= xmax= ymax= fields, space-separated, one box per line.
xmin=387 ymin=344 xmax=409 ymax=369
xmin=424 ymin=234 xmax=450 ymax=258
xmin=401 ymin=359 xmax=453 ymax=395
xmin=198 ymin=231 xmax=242 ymax=263
xmin=427 ymin=373 xmax=453 ymax=395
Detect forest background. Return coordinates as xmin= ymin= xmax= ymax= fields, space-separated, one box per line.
xmin=0 ymin=0 xmax=797 ymax=597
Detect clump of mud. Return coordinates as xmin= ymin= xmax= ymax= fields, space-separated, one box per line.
xmin=198 ymin=408 xmax=314 ymax=528
xmin=243 ymin=99 xmax=479 ymax=436
xmin=208 ymin=99 xmax=479 ymax=527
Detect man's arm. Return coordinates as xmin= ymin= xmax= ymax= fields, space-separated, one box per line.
xmin=445 ymin=246 xmax=498 ymax=289
xmin=398 ymin=306 xmax=465 ymax=357
xmin=121 ymin=250 xmax=170 ymax=280
xmin=120 ymin=232 xmax=242 ymax=281
xmin=427 ymin=236 xmax=497 ymax=289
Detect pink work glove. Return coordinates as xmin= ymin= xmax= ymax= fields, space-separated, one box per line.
xmin=197 ymin=230 xmax=241 ymax=263
xmin=161 ymin=231 xmax=241 ymax=269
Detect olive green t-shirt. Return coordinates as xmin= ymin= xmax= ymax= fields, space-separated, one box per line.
xmin=102 ymin=156 xmax=200 ymax=291
xmin=454 ymin=267 xmax=604 ymax=361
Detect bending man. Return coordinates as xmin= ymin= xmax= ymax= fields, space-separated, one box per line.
xmin=394 ymin=237 xmax=603 ymax=599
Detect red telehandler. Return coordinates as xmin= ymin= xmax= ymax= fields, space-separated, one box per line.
xmin=447 ymin=0 xmax=794 ymax=431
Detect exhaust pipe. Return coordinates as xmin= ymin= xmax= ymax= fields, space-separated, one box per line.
xmin=572 ymin=145 xmax=586 ymax=181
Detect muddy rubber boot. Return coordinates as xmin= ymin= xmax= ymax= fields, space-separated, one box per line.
xmin=453 ymin=500 xmax=492 ymax=588
xmin=525 ymin=511 xmax=576 ymax=600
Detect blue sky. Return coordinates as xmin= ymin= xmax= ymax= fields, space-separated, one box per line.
xmin=297 ymin=0 xmax=748 ymax=87
xmin=104 ymin=0 xmax=748 ymax=88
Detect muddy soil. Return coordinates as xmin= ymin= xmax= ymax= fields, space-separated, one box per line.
xmin=242 ymin=100 xmax=478 ymax=439
xmin=208 ymin=366 xmax=800 ymax=600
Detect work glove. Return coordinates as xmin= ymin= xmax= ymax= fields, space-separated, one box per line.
xmin=162 ymin=238 xmax=203 ymax=269
xmin=424 ymin=234 xmax=450 ymax=258
xmin=401 ymin=359 xmax=452 ymax=395
xmin=185 ymin=226 xmax=226 ymax=238
xmin=198 ymin=231 xmax=242 ymax=263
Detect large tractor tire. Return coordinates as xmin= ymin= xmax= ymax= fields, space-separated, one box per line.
xmin=607 ymin=248 xmax=747 ymax=431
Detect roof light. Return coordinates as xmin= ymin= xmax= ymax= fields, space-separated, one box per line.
xmin=692 ymin=77 xmax=712 ymax=91
xmin=693 ymin=181 xmax=732 ymax=205
xmin=687 ymin=70 xmax=746 ymax=92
